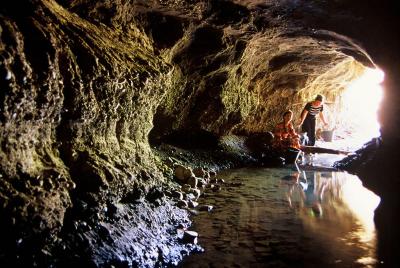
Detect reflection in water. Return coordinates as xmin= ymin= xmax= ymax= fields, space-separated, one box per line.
xmin=179 ymin=168 xmax=380 ymax=268
xmin=286 ymin=171 xmax=381 ymax=266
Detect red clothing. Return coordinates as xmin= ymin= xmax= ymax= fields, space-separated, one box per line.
xmin=273 ymin=122 xmax=301 ymax=150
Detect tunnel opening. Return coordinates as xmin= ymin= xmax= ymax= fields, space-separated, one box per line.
xmin=321 ymin=67 xmax=384 ymax=152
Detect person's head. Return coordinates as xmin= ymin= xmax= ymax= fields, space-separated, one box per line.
xmin=314 ymin=94 xmax=324 ymax=106
xmin=283 ymin=110 xmax=293 ymax=123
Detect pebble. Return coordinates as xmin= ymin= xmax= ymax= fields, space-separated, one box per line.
xmin=183 ymin=230 xmax=198 ymax=244
xmin=172 ymin=191 xmax=183 ymax=200
xmin=190 ymin=188 xmax=201 ymax=199
xmin=210 ymin=177 xmax=217 ymax=183
xmin=174 ymin=165 xmax=187 ymax=182
xmin=187 ymin=209 xmax=199 ymax=215
xmin=197 ymin=179 xmax=207 ymax=188
xmin=212 ymin=185 xmax=222 ymax=192
xmin=174 ymin=165 xmax=194 ymax=182
xmin=193 ymin=167 xmax=206 ymax=178
xmin=188 ymin=200 xmax=199 ymax=208
xmin=198 ymin=205 xmax=213 ymax=212
xmin=181 ymin=184 xmax=191 ymax=193
xmin=186 ymin=193 xmax=196 ymax=201
xmin=187 ymin=176 xmax=198 ymax=188
xmin=177 ymin=200 xmax=188 ymax=208
xmin=5 ymin=70 xmax=12 ymax=80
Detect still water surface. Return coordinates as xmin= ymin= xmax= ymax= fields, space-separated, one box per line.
xmin=179 ymin=168 xmax=380 ymax=268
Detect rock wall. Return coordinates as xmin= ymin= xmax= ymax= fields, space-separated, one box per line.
xmin=0 ymin=0 xmax=179 ymax=265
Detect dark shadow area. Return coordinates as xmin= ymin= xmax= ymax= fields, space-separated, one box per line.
xmin=172 ymin=25 xmax=224 ymax=72
xmin=155 ymin=129 xmax=219 ymax=150
xmin=206 ymin=0 xmax=250 ymax=25
xmin=142 ymin=12 xmax=185 ymax=49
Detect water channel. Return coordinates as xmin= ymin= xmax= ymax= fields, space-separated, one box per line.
xmin=179 ymin=167 xmax=380 ymax=267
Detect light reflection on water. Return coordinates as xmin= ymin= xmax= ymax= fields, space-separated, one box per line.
xmin=179 ymin=168 xmax=380 ymax=268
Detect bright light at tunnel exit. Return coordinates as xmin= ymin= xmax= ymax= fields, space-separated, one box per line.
xmin=342 ymin=68 xmax=384 ymax=140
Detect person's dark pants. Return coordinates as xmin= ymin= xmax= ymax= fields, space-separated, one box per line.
xmin=302 ymin=117 xmax=316 ymax=146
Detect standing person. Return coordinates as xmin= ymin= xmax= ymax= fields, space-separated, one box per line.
xmin=299 ymin=94 xmax=328 ymax=146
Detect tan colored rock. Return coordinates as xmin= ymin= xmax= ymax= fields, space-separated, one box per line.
xmin=181 ymin=184 xmax=191 ymax=193
xmin=174 ymin=165 xmax=194 ymax=182
xmin=174 ymin=165 xmax=187 ymax=182
xmin=187 ymin=176 xmax=198 ymax=188
xmin=184 ymin=167 xmax=195 ymax=180
xmin=193 ymin=167 xmax=206 ymax=178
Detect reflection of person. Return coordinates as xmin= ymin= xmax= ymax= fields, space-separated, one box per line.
xmin=273 ymin=110 xmax=301 ymax=151
xmin=298 ymin=95 xmax=328 ymax=146
xmin=280 ymin=171 xmax=301 ymax=208
xmin=300 ymin=172 xmax=328 ymax=217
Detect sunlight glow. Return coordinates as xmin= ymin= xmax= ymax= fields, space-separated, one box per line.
xmin=342 ymin=68 xmax=384 ymax=140
xmin=341 ymin=174 xmax=381 ymax=242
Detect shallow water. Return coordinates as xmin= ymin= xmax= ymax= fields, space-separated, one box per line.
xmin=179 ymin=167 xmax=380 ymax=268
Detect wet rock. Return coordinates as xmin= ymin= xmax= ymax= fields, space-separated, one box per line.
xmin=146 ymin=187 xmax=166 ymax=204
xmin=177 ymin=200 xmax=188 ymax=208
xmin=193 ymin=167 xmax=206 ymax=178
xmin=182 ymin=230 xmax=198 ymax=244
xmin=188 ymin=200 xmax=199 ymax=208
xmin=198 ymin=205 xmax=213 ymax=212
xmin=174 ymin=165 xmax=194 ymax=182
xmin=177 ymin=223 xmax=188 ymax=230
xmin=186 ymin=193 xmax=196 ymax=201
xmin=334 ymin=137 xmax=382 ymax=172
xmin=207 ymin=184 xmax=215 ymax=189
xmin=197 ymin=178 xmax=207 ymax=188
xmin=181 ymin=184 xmax=191 ymax=193
xmin=165 ymin=157 xmax=174 ymax=166
xmin=187 ymin=209 xmax=200 ymax=216
xmin=187 ymin=176 xmax=198 ymax=188
xmin=228 ymin=182 xmax=244 ymax=187
xmin=174 ymin=165 xmax=186 ymax=182
xmin=209 ymin=170 xmax=217 ymax=178
xmin=98 ymin=223 xmax=112 ymax=242
xmin=106 ymin=203 xmax=122 ymax=218
xmin=212 ymin=185 xmax=222 ymax=192
xmin=190 ymin=188 xmax=201 ymax=199
xmin=172 ymin=191 xmax=183 ymax=200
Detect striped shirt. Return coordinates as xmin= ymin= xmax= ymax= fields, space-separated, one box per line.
xmin=304 ymin=102 xmax=323 ymax=118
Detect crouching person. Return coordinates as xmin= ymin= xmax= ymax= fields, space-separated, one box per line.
xmin=273 ymin=110 xmax=301 ymax=164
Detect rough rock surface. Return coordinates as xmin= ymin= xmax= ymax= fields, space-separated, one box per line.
xmin=1 ymin=0 xmax=399 ymax=266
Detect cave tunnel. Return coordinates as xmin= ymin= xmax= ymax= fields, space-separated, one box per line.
xmin=1 ymin=0 xmax=400 ymax=267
